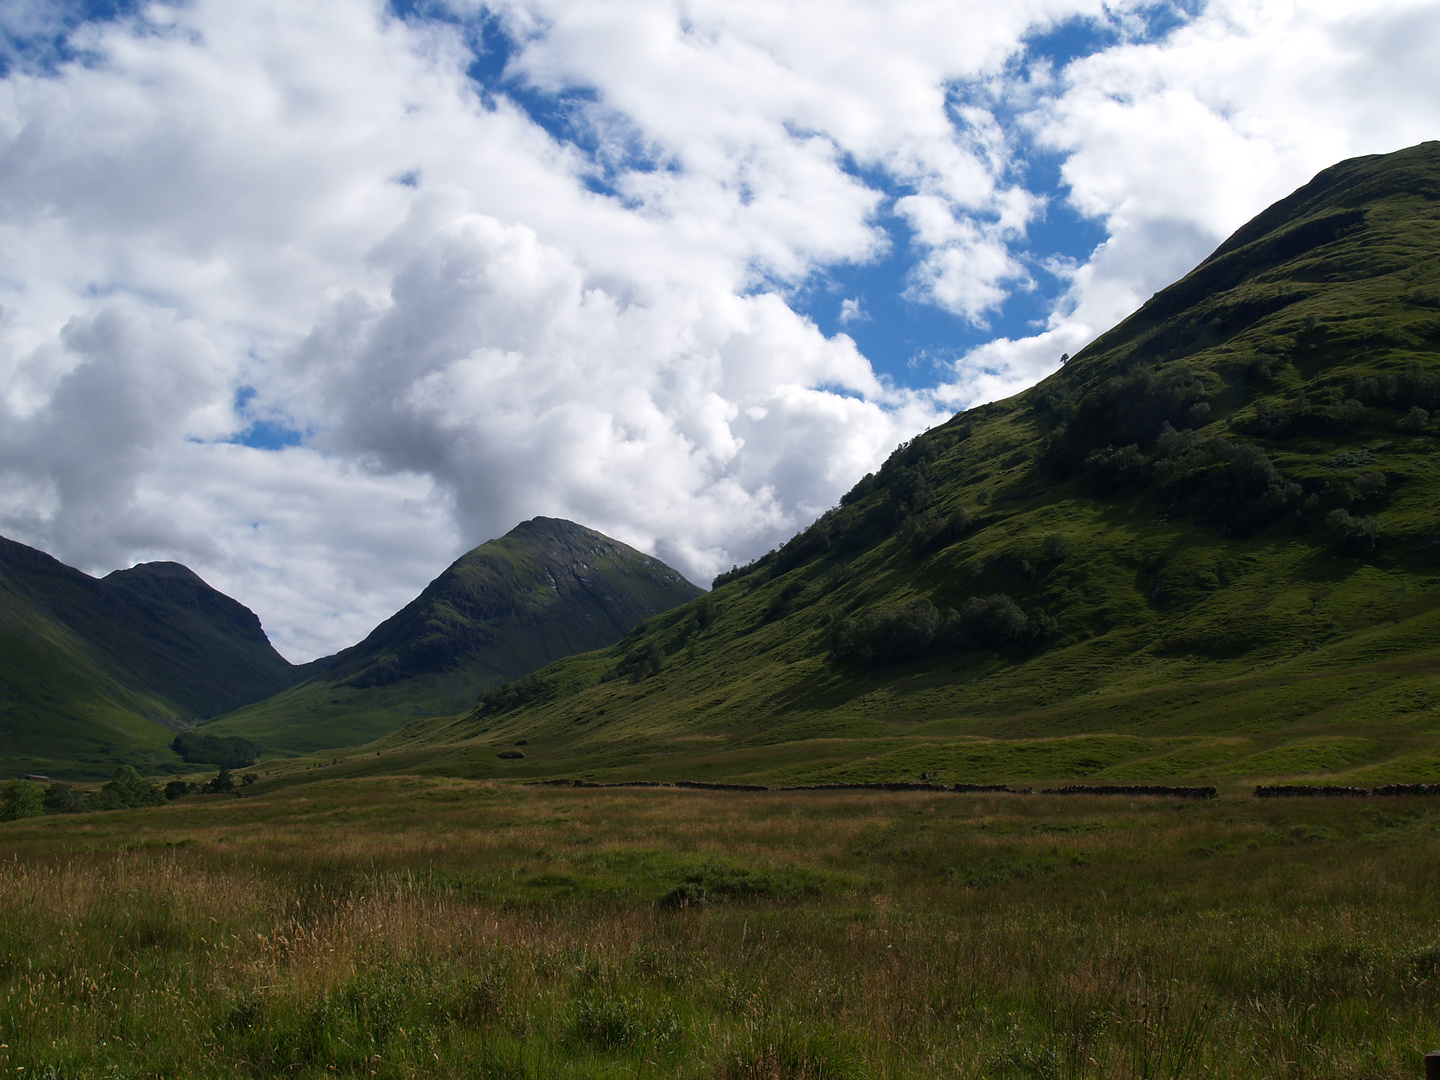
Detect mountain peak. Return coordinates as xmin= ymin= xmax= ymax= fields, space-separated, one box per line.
xmin=200 ymin=518 xmax=702 ymax=755
xmin=106 ymin=560 xmax=206 ymax=583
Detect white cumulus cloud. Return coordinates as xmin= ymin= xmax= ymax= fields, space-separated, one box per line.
xmin=0 ymin=0 xmax=1435 ymax=663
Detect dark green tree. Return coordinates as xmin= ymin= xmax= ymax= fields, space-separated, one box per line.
xmin=0 ymin=780 xmax=44 ymax=821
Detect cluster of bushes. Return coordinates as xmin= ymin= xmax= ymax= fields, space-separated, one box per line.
xmin=1080 ymin=427 xmax=1304 ymax=536
xmin=172 ymin=730 xmax=261 ymax=768
xmin=618 ymin=641 xmax=664 ymax=684
xmin=1325 ymin=508 xmax=1379 ymax=555
xmin=1235 ymin=363 xmax=1440 ymax=441
xmin=832 ymin=595 xmax=1055 ymax=667
xmin=1353 ymin=361 xmax=1440 ymax=413
xmin=1151 ymin=430 xmax=1304 ymax=533
xmin=1 ymin=765 xmax=253 ymax=821
xmin=1032 ymin=361 xmax=1388 ymax=539
xmin=1038 ymin=364 xmax=1211 ymax=468
xmin=476 ymin=673 xmax=551 ymax=714
xmin=1239 ymin=392 xmax=1368 ymax=439
xmin=906 ymin=506 xmax=973 ymax=556
xmin=1077 ymin=423 xmax=1388 ymax=549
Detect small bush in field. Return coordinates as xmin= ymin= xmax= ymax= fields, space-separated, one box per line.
xmin=1397 ymin=405 xmax=1431 ymax=433
xmin=1041 ymin=532 xmax=1071 ymax=561
xmin=43 ymin=781 xmax=81 ymax=814
xmin=1326 ymin=508 xmax=1378 ymax=555
xmin=0 ymin=780 xmax=43 ymax=821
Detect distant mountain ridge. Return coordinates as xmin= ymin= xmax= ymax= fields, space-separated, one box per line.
xmin=199 ymin=517 xmax=703 ymax=754
xmin=0 ymin=536 xmax=301 ymax=776
xmin=1 ymin=519 xmax=703 ymax=773
xmin=315 ymin=517 xmax=701 ymax=689
xmin=0 ymin=537 xmax=298 ymax=718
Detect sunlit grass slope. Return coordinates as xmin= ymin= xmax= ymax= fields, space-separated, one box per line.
xmin=205 ymin=518 xmax=701 ymax=755
xmin=0 ymin=576 xmax=181 ymax=778
xmin=379 ymin=141 xmax=1440 ymax=787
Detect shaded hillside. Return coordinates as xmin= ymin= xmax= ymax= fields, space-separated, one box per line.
xmin=0 ymin=537 xmax=298 ymax=777
xmin=204 ymin=518 xmax=702 ymax=754
xmin=366 ymin=141 xmax=1440 ymax=789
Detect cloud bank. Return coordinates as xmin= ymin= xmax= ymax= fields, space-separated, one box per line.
xmin=0 ymin=0 xmax=1436 ymax=659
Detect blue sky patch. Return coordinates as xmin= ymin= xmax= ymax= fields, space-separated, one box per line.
xmin=230 ymin=386 xmax=304 ymax=450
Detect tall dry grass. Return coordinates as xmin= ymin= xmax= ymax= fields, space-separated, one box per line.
xmin=0 ymin=780 xmax=1437 ymax=1077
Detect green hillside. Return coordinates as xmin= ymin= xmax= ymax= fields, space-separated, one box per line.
xmin=364 ymin=141 xmax=1440 ymax=789
xmin=203 ymin=517 xmax=702 ymax=754
xmin=0 ymin=538 xmax=299 ymax=778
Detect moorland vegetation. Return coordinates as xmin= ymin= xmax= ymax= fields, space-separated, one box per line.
xmin=3 ymin=780 xmax=1439 ymax=1079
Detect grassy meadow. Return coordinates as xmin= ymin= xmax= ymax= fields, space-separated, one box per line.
xmin=3 ymin=777 xmax=1440 ymax=1078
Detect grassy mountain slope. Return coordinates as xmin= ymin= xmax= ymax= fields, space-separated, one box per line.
xmin=204 ymin=518 xmax=702 ymax=754
xmin=0 ymin=538 xmax=299 ymax=777
xmin=366 ymin=141 xmax=1440 ymax=788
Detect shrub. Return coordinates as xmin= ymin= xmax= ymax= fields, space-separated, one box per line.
xmin=43 ymin=782 xmax=82 ymax=813
xmin=627 ymin=641 xmax=665 ymax=683
xmin=909 ymin=507 xmax=973 ymax=556
xmin=1155 ymin=438 xmax=1301 ymax=534
xmin=695 ymin=595 xmax=717 ymax=629
xmin=1397 ymin=405 xmax=1431 ymax=433
xmin=1326 ymin=398 xmax=1366 ymax=431
xmin=0 ymin=780 xmax=44 ymax=822
xmin=1353 ymin=472 xmax=1387 ymax=499
xmin=206 ymin=768 xmax=236 ymax=795
xmin=1041 ymin=532 xmax=1071 ymax=561
xmin=477 ymin=673 xmax=550 ymax=713
xmin=88 ymin=765 xmax=165 ymax=810
xmin=952 ymin=594 xmax=1029 ymax=648
xmin=1084 ymin=444 xmax=1151 ymax=496
xmin=164 ymin=780 xmax=191 ymax=800
xmin=1326 ymin=509 xmax=1378 ymax=556
xmin=658 ymin=881 xmax=707 ymax=909
xmin=832 ymin=600 xmax=941 ymax=666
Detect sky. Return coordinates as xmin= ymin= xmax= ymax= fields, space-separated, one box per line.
xmin=0 ymin=0 xmax=1438 ymax=661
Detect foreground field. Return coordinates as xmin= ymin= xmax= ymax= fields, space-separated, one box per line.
xmin=2 ymin=778 xmax=1439 ymax=1078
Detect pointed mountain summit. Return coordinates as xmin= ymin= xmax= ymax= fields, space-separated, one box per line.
xmin=374 ymin=142 xmax=1440 ymax=788
xmin=0 ymin=536 xmax=299 ymax=776
xmin=202 ymin=518 xmax=702 ymax=754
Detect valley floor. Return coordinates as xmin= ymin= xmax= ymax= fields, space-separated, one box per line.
xmin=1 ymin=777 xmax=1437 ymax=1078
